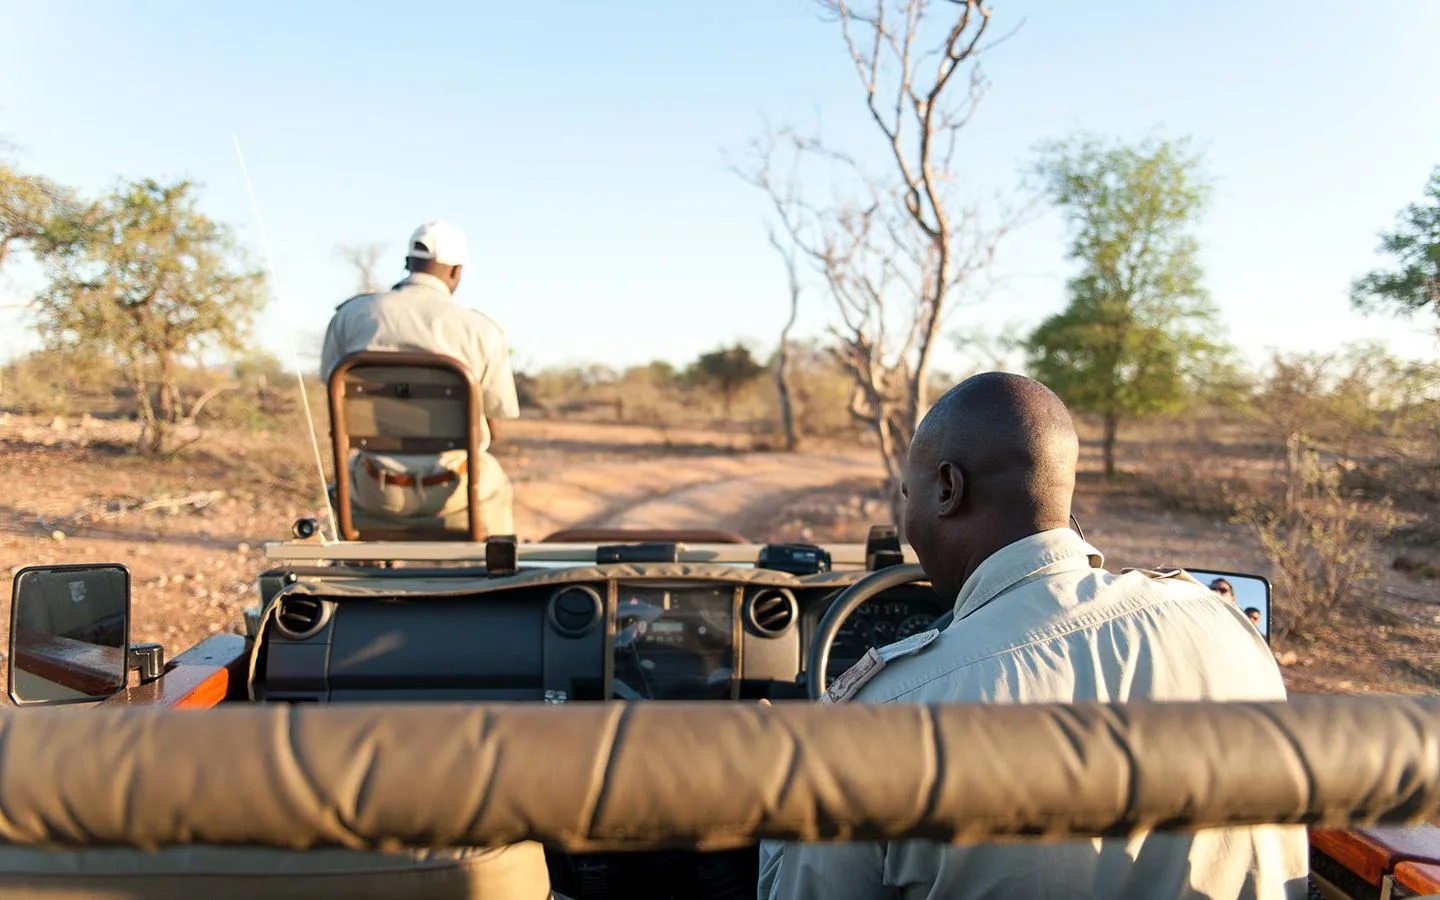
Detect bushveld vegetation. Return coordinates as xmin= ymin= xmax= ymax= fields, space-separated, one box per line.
xmin=3 ymin=0 xmax=1438 ymax=645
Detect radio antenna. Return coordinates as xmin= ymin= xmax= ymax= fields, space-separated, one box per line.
xmin=232 ymin=135 xmax=338 ymax=543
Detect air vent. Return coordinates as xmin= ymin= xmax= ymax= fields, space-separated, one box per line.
xmin=547 ymin=585 xmax=603 ymax=638
xmin=273 ymin=596 xmax=332 ymax=640
xmin=746 ymin=588 xmax=798 ymax=638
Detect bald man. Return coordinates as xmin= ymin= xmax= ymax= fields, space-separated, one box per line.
xmin=759 ymin=373 xmax=1308 ymax=900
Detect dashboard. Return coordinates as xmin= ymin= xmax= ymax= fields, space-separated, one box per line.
xmin=247 ymin=562 xmax=945 ymax=900
xmin=250 ymin=565 xmax=947 ymax=704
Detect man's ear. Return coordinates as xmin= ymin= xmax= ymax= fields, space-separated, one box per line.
xmin=936 ymin=460 xmax=964 ymax=517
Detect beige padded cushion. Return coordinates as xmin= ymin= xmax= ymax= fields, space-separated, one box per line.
xmin=0 ymin=697 xmax=1438 ymax=854
xmin=342 ymin=364 xmax=471 ymax=443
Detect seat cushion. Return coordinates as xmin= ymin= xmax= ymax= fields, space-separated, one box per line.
xmin=0 ymin=842 xmax=552 ymax=899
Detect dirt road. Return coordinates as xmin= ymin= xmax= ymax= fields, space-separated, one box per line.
xmin=513 ymin=451 xmax=883 ymax=540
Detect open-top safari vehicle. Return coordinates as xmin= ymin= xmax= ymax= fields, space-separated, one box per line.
xmin=6 ymin=352 xmax=1440 ymax=900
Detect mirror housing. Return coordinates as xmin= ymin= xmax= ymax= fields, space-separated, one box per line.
xmin=8 ymin=564 xmax=142 ymax=706
xmin=1183 ymin=569 xmax=1271 ymax=642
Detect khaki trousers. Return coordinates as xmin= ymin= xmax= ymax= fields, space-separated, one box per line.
xmin=348 ymin=451 xmax=515 ymax=536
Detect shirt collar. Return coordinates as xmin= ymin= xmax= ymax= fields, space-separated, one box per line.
xmin=397 ymin=272 xmax=452 ymax=295
xmin=952 ymin=528 xmax=1105 ymax=620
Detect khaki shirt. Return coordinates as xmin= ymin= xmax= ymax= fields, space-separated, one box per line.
xmin=759 ymin=529 xmax=1309 ymax=900
xmin=320 ymin=272 xmax=520 ymax=474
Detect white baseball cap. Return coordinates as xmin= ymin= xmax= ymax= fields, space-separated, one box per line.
xmin=407 ymin=220 xmax=470 ymax=267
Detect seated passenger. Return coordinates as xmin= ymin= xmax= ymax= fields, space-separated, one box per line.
xmin=760 ymin=372 xmax=1307 ymax=899
xmin=320 ymin=221 xmax=520 ymax=535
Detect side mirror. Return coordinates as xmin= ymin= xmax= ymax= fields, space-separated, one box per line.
xmin=1184 ymin=569 xmax=1271 ymax=643
xmin=7 ymin=564 xmax=156 ymax=706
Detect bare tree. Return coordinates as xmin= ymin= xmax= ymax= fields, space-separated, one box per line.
xmin=738 ymin=0 xmax=1014 ymax=522
xmin=334 ymin=241 xmax=386 ymax=294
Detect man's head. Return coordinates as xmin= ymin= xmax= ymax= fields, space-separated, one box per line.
xmin=902 ymin=372 xmax=1080 ymax=601
xmin=404 ymin=220 xmax=469 ymax=293
xmin=1245 ymin=606 xmax=1262 ymax=627
xmin=1210 ymin=578 xmax=1234 ymax=602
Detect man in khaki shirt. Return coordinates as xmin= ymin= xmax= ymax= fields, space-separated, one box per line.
xmin=321 ymin=220 xmax=520 ymax=535
xmin=759 ymin=372 xmax=1309 ymax=899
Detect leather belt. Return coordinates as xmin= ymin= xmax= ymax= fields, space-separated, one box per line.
xmin=361 ymin=456 xmax=459 ymax=488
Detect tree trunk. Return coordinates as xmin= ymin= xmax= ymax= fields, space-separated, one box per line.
xmin=875 ymin=415 xmax=907 ymax=532
xmin=129 ymin=364 xmax=165 ymax=456
xmin=1102 ymin=412 xmax=1119 ymax=480
xmin=1284 ymin=431 xmax=1305 ymax=513
xmin=775 ymin=334 xmax=799 ymax=453
xmin=766 ymin=231 xmax=803 ymax=452
xmin=157 ymin=359 xmax=180 ymax=424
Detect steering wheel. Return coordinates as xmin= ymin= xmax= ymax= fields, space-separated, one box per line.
xmin=807 ymin=563 xmax=945 ymax=700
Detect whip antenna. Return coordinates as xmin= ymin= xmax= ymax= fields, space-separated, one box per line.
xmin=232 ymin=135 xmax=339 ymax=543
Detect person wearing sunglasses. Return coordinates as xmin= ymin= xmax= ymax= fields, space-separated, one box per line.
xmin=1210 ymin=577 xmax=1235 ymax=602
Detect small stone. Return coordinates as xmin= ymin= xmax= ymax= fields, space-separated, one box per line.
xmin=49 ymin=530 xmax=65 ymax=542
xmin=1275 ymin=651 xmax=1300 ymax=666
xmin=236 ymin=542 xmax=252 ymax=556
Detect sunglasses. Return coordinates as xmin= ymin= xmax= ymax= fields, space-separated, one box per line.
xmin=1213 ymin=586 xmax=1232 ymax=595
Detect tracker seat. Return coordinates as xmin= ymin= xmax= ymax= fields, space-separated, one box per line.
xmin=327 ymin=350 xmax=485 ymax=542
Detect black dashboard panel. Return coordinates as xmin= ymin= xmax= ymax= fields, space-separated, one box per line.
xmin=611 ymin=583 xmax=737 ymax=701
xmin=252 ymin=568 xmax=943 ymax=703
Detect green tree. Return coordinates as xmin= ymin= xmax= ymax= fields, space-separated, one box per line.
xmin=1351 ymin=166 xmax=1440 ymax=331
xmin=1025 ymin=134 xmax=1221 ymax=479
xmin=687 ymin=344 xmax=765 ymax=418
xmin=35 ymin=179 xmax=265 ymax=454
xmin=0 ymin=157 xmax=93 ymax=273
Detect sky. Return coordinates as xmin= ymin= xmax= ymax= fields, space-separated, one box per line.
xmin=1 ymin=0 xmax=1437 ymax=377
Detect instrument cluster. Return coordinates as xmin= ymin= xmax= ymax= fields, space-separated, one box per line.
xmin=828 ymin=588 xmax=947 ymax=676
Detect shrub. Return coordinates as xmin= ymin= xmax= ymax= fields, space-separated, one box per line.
xmin=1239 ymin=449 xmax=1398 ymax=640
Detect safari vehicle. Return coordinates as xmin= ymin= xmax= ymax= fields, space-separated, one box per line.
xmin=5 ymin=353 xmax=1440 ymax=900
xmin=9 ymin=534 xmax=1440 ymax=900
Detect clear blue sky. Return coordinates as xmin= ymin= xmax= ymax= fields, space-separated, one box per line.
xmin=2 ymin=0 xmax=1437 ymax=376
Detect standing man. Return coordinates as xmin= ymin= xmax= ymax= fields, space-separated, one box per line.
xmin=321 ymin=220 xmax=520 ymax=536
xmin=759 ymin=372 xmax=1308 ymax=899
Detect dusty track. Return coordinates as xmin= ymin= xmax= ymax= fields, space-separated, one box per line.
xmin=513 ymin=451 xmax=881 ymax=541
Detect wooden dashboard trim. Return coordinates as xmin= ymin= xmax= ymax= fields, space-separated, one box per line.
xmin=100 ymin=633 xmax=250 ymax=709
xmin=1310 ymin=825 xmax=1440 ymax=888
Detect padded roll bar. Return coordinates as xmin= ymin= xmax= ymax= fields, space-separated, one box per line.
xmin=0 ymin=696 xmax=1437 ymax=852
